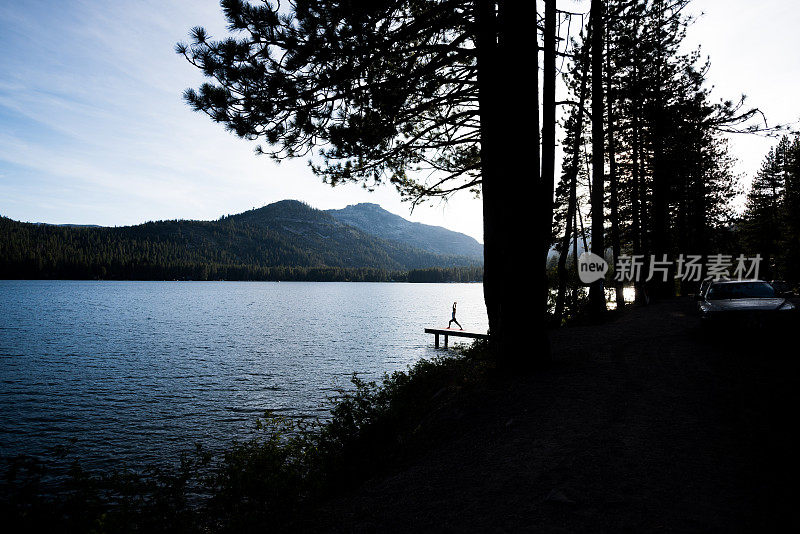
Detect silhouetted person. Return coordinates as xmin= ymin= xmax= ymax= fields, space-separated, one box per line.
xmin=448 ymin=301 xmax=462 ymax=330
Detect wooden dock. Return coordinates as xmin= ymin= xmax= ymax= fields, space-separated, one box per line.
xmin=424 ymin=328 xmax=489 ymax=348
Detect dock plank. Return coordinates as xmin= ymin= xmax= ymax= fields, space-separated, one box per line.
xmin=424 ymin=328 xmax=489 ymax=348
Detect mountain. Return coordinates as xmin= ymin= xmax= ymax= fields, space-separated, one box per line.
xmin=327 ymin=203 xmax=483 ymax=260
xmin=220 ymin=200 xmax=478 ymax=269
xmin=0 ymin=200 xmax=481 ymax=280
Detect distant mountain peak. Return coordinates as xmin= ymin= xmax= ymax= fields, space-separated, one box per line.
xmin=326 ymin=203 xmax=483 ymax=260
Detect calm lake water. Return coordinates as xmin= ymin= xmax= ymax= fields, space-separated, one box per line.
xmin=0 ymin=281 xmax=487 ymax=471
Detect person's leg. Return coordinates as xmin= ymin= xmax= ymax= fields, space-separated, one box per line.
xmin=448 ymin=319 xmax=454 ymax=328
xmin=455 ymin=319 xmax=462 ymax=329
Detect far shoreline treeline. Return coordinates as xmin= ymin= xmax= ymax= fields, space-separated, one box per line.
xmin=0 ymin=265 xmax=483 ymax=283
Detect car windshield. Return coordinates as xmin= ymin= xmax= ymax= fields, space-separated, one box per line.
xmin=707 ymin=281 xmax=775 ymax=300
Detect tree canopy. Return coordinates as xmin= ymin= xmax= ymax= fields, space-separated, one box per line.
xmin=177 ymin=0 xmax=481 ymax=203
xmin=741 ymin=135 xmax=800 ymax=281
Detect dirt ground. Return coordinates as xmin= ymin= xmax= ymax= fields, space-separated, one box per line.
xmin=310 ymin=299 xmax=800 ymax=532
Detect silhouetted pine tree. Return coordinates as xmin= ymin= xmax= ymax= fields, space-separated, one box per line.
xmin=178 ymin=0 xmax=550 ymax=366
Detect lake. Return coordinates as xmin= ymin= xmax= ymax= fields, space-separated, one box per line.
xmin=0 ymin=281 xmax=487 ymax=471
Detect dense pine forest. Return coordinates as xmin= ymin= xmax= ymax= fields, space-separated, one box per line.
xmin=740 ymin=135 xmax=800 ymax=284
xmin=547 ymin=0 xmax=794 ymax=322
xmin=0 ymin=200 xmax=482 ymax=282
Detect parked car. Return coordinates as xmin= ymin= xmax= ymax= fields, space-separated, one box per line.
xmin=697 ymin=280 xmax=796 ymax=326
xmin=769 ymin=280 xmax=797 ymax=298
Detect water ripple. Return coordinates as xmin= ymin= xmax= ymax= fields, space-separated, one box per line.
xmin=0 ymin=280 xmax=487 ymax=471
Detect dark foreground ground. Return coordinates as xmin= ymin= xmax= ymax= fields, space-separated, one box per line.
xmin=310 ymin=299 xmax=800 ymax=532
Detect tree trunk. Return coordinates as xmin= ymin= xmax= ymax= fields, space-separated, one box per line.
xmin=572 ymin=209 xmax=580 ymax=310
xmin=630 ymin=8 xmax=648 ymax=305
xmin=589 ymin=0 xmax=606 ymax=316
xmin=476 ymin=0 xmax=502 ymax=341
xmin=542 ymin=0 xmax=557 ymax=315
xmin=606 ymin=20 xmax=624 ymax=310
xmin=694 ymin=131 xmax=708 ymax=285
xmin=650 ymin=0 xmax=672 ymax=299
xmin=504 ymin=0 xmax=548 ymax=365
xmin=555 ymin=23 xmax=592 ymax=324
xmin=477 ymin=0 xmax=549 ymax=367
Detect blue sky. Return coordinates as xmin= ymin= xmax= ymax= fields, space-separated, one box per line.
xmin=1 ymin=1 xmax=798 ymax=242
xmin=0 ymin=0 xmax=485 ymax=239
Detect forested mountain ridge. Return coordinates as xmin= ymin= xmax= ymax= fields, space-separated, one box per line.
xmin=0 ymin=200 xmax=481 ymax=280
xmin=326 ymin=203 xmax=483 ymax=260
